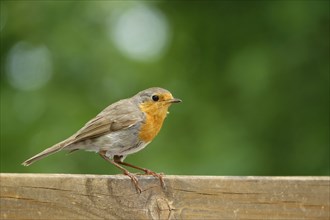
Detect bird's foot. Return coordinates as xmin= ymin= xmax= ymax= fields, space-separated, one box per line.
xmin=143 ymin=169 xmax=166 ymax=189
xmin=124 ymin=170 xmax=142 ymax=193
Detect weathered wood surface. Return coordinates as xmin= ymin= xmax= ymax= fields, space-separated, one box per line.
xmin=0 ymin=174 xmax=329 ymax=219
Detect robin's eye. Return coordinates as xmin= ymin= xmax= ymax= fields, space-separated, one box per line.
xmin=152 ymin=95 xmax=159 ymax=102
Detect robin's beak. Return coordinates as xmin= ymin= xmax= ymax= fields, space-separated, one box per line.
xmin=167 ymin=98 xmax=182 ymax=104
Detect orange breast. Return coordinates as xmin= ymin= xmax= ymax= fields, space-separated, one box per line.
xmin=139 ymin=102 xmax=169 ymax=143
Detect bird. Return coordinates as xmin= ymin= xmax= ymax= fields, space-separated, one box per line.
xmin=22 ymin=87 xmax=181 ymax=193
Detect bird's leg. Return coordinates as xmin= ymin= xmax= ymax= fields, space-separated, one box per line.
xmin=99 ymin=151 xmax=142 ymax=193
xmin=114 ymin=157 xmax=166 ymax=189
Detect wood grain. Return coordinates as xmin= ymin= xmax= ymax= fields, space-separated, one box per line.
xmin=1 ymin=174 xmax=329 ymax=219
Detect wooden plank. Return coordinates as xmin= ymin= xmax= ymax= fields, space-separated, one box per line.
xmin=0 ymin=174 xmax=329 ymax=219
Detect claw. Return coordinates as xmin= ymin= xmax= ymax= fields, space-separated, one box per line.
xmin=124 ymin=171 xmax=142 ymax=193
xmin=111 ymin=157 xmax=166 ymax=191
xmin=144 ymin=169 xmax=166 ymax=189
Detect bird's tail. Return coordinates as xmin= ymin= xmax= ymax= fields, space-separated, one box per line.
xmin=22 ymin=139 xmax=71 ymax=166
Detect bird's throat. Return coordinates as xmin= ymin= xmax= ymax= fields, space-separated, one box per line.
xmin=139 ymin=102 xmax=169 ymax=143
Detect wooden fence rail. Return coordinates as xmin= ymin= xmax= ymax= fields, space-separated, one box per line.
xmin=0 ymin=174 xmax=329 ymax=219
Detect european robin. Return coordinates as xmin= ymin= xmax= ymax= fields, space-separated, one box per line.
xmin=22 ymin=87 xmax=181 ymax=193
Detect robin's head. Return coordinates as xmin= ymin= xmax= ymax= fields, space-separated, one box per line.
xmin=133 ymin=87 xmax=181 ymax=143
xmin=135 ymin=87 xmax=181 ymax=117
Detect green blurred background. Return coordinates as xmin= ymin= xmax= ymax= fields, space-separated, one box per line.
xmin=1 ymin=1 xmax=329 ymax=176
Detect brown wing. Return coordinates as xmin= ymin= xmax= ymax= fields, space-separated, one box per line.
xmin=21 ymin=99 xmax=143 ymax=165
xmin=67 ymin=99 xmax=144 ymax=145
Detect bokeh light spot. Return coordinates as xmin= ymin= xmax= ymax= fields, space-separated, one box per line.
xmin=6 ymin=41 xmax=53 ymax=91
xmin=109 ymin=5 xmax=170 ymax=62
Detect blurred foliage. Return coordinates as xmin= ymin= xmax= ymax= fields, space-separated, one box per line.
xmin=1 ymin=1 xmax=329 ymax=176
